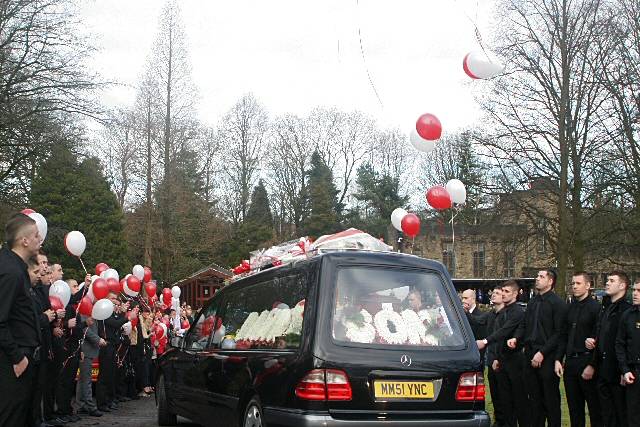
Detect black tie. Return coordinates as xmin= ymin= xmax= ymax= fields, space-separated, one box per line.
xmin=530 ymin=297 xmax=542 ymax=344
xmin=567 ymin=303 xmax=583 ymax=355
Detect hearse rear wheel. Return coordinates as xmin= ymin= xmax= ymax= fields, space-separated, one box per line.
xmin=157 ymin=374 xmax=177 ymax=426
xmin=243 ymin=397 xmax=265 ymax=427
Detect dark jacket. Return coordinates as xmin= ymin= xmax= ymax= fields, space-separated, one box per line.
xmin=514 ymin=290 xmax=567 ymax=358
xmin=615 ymin=306 xmax=640 ymax=375
xmin=593 ymin=297 xmax=632 ymax=381
xmin=556 ymin=295 xmax=601 ymax=362
xmin=0 ymin=247 xmax=40 ymax=364
xmin=466 ymin=306 xmax=489 ymax=340
xmin=486 ymin=302 xmax=525 ymax=361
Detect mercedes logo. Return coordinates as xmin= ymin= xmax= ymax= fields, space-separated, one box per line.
xmin=400 ymin=354 xmax=412 ymax=367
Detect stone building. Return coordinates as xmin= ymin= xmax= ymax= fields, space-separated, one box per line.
xmin=406 ymin=177 xmax=640 ymax=296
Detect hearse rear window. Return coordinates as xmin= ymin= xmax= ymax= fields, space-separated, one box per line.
xmin=332 ymin=267 xmax=464 ymax=348
xmin=212 ymin=274 xmax=308 ymax=350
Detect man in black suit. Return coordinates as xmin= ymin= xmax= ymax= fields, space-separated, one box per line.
xmin=463 ymin=288 xmax=489 ymax=340
xmin=590 ymin=271 xmax=632 ymax=427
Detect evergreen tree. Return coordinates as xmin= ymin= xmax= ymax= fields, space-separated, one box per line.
xmin=303 ymin=151 xmax=340 ymax=238
xmin=351 ymin=162 xmax=409 ymax=239
xmin=224 ymin=180 xmax=274 ymax=265
xmin=30 ymin=145 xmax=129 ymax=280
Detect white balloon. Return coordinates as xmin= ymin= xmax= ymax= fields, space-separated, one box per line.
xmin=49 ymin=280 xmax=71 ymax=307
xmin=122 ymin=321 xmax=132 ymax=336
xmin=464 ymin=51 xmax=504 ymax=80
xmin=390 ymin=208 xmax=408 ymax=232
xmin=221 ymin=338 xmax=236 ymax=350
xmin=28 ymin=212 xmax=47 ymax=242
xmin=92 ymin=299 xmax=114 ymax=321
xmin=171 ymin=286 xmax=181 ymax=298
xmin=409 ymin=129 xmax=436 ymax=153
xmin=87 ymin=284 xmax=96 ymax=302
xmin=103 ymin=268 xmax=119 ymax=282
xmin=446 ymin=179 xmax=467 ymax=205
xmin=132 ymin=265 xmax=144 ymax=281
xmin=64 ymin=231 xmax=86 ymax=257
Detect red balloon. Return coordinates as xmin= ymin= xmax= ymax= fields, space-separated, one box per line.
xmin=95 ymin=263 xmax=109 ymax=276
xmin=78 ymin=296 xmax=93 ymax=316
xmin=162 ymin=287 xmax=172 ymax=305
xmin=181 ymin=320 xmax=190 ymax=329
xmin=401 ymin=213 xmax=421 ymax=238
xmin=106 ymin=278 xmax=120 ymax=294
xmin=143 ymin=267 xmax=152 ymax=283
xmin=131 ymin=316 xmax=139 ymax=328
xmin=21 ymin=208 xmax=36 ymax=215
xmin=144 ymin=281 xmax=157 ymax=298
xmin=416 ymin=113 xmax=442 ymax=141
xmin=49 ymin=295 xmax=64 ymax=311
xmin=127 ymin=275 xmax=141 ymax=292
xmin=92 ymin=278 xmax=109 ymax=300
xmin=427 ymin=186 xmax=452 ymax=210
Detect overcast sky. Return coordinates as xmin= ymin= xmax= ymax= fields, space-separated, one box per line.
xmin=78 ymin=0 xmax=497 ymax=134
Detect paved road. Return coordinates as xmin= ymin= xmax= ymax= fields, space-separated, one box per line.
xmin=70 ymin=396 xmax=199 ymax=427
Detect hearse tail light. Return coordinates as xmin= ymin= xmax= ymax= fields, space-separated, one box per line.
xmin=295 ymin=369 xmax=352 ymax=401
xmin=325 ymin=369 xmax=352 ymax=401
xmin=455 ymin=372 xmax=485 ymax=402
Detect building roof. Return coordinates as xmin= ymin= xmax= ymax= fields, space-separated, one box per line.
xmin=172 ymin=262 xmax=232 ymax=288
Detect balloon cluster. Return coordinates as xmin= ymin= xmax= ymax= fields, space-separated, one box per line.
xmin=390 ymin=208 xmax=421 ymax=238
xmin=426 ymin=179 xmax=467 ymax=210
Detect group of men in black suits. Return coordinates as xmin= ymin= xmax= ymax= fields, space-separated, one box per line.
xmin=464 ymin=269 xmax=640 ymax=427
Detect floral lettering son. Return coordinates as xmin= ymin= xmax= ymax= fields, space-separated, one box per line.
xmin=335 ymin=305 xmax=456 ymax=346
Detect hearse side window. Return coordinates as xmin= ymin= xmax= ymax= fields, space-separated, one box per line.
xmin=184 ymin=302 xmax=218 ymax=351
xmin=211 ymin=274 xmax=308 ymax=350
xmin=332 ymin=267 xmax=465 ymax=349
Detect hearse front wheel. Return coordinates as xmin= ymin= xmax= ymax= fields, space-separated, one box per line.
xmin=157 ymin=374 xmax=177 ymax=426
xmin=243 ymin=397 xmax=265 ymax=427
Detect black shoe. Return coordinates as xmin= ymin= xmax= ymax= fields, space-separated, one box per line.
xmin=108 ymin=402 xmax=118 ymax=410
xmin=87 ymin=410 xmax=103 ymax=417
xmin=97 ymin=406 xmax=111 ymax=413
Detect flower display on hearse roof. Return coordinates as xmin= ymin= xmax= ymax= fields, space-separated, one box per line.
xmin=230 ymin=228 xmax=393 ymax=279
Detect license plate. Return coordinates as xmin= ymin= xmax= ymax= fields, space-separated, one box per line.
xmin=374 ymin=381 xmax=434 ymax=399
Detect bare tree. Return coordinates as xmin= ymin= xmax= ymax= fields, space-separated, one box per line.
xmin=479 ymin=0 xmax=611 ymax=292
xmin=0 ymin=0 xmax=102 ymax=201
xmin=218 ymin=93 xmax=268 ymax=223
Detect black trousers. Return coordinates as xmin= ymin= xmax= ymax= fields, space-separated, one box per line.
xmin=627 ymin=368 xmax=640 ymax=427
xmin=597 ymin=377 xmax=627 ymax=427
xmin=42 ymin=341 xmax=64 ymax=420
xmin=0 ymin=351 xmax=38 ymax=427
xmin=523 ymin=352 xmax=561 ymax=427
xmin=96 ymin=344 xmax=116 ymax=407
xmin=488 ymin=365 xmax=506 ymax=426
xmin=55 ymin=345 xmax=80 ymax=416
xmin=563 ymin=355 xmax=602 ymax=427
xmin=498 ymin=352 xmax=530 ymax=427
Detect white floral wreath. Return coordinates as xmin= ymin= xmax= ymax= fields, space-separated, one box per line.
xmin=344 ymin=309 xmax=376 ymax=343
xmin=374 ymin=308 xmax=408 ymax=345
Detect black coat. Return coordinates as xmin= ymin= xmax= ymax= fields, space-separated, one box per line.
xmin=593 ymin=297 xmax=632 ymax=381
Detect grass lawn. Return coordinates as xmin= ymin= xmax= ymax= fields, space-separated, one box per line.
xmin=484 ymin=370 xmax=587 ymax=426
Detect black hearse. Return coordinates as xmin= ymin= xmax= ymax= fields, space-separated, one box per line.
xmin=156 ymin=251 xmax=490 ymax=427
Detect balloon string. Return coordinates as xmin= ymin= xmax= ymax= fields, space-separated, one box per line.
xmin=449 ymin=208 xmax=460 ymax=267
xmin=355 ymin=0 xmax=384 ymax=109
xmin=77 ymin=257 xmax=88 ymax=275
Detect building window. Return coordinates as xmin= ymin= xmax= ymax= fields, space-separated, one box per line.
xmin=473 ymin=243 xmax=486 ymax=278
xmin=442 ymin=242 xmax=456 ymax=276
xmin=537 ymin=219 xmax=547 ymax=253
xmin=504 ymin=245 xmax=516 ymax=277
